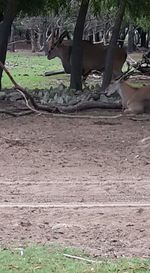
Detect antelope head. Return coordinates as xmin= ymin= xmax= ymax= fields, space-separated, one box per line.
xmin=105 ymin=64 xmax=134 ymax=97
xmin=47 ymin=30 xmax=71 ymax=60
xmin=105 ymin=79 xmax=120 ymax=97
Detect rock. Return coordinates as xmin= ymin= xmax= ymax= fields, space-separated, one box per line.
xmin=52 ymin=223 xmax=70 ymax=234
xmin=94 ymin=83 xmax=101 ymax=92
xmin=6 ymin=91 xmax=23 ymax=101
xmin=58 ymin=83 xmax=66 ymax=92
xmin=56 ymin=96 xmax=64 ymax=104
xmin=0 ymin=92 xmax=6 ymax=100
xmin=20 ymin=220 xmax=32 ymax=227
xmin=40 ymin=90 xmax=51 ymax=104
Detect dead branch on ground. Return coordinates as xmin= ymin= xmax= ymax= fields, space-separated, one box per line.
xmin=0 ymin=61 xmax=58 ymax=114
xmin=44 ymin=70 xmax=65 ymax=76
xmin=63 ymin=254 xmax=102 ymax=264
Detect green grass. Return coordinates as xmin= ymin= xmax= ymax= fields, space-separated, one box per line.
xmin=0 ymin=245 xmax=150 ymax=273
xmin=2 ymin=51 xmax=148 ymax=91
xmin=2 ymin=51 xmax=70 ymax=90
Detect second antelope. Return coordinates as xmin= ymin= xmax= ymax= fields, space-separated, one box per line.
xmin=47 ymin=30 xmax=127 ymax=81
xmin=105 ymin=78 xmax=150 ymax=114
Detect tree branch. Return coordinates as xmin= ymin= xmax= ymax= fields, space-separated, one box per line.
xmin=0 ymin=61 xmax=58 ymax=113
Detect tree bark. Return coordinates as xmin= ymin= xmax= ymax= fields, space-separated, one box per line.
xmin=0 ymin=0 xmax=17 ymax=89
xmin=140 ymin=30 xmax=147 ymax=48
xmin=70 ymin=0 xmax=90 ymax=91
xmin=31 ymin=29 xmax=37 ymax=52
xmin=127 ymin=24 xmax=135 ymax=53
xmin=37 ymin=32 xmax=42 ymax=51
xmin=146 ymin=31 xmax=150 ymax=48
xmin=0 ymin=22 xmax=12 ymax=89
xmin=42 ymin=20 xmax=48 ymax=54
xmin=102 ymin=0 xmax=127 ymax=90
xmin=9 ymin=23 xmax=15 ymax=52
xmin=118 ymin=24 xmax=128 ymax=48
xmin=95 ymin=32 xmax=100 ymax=42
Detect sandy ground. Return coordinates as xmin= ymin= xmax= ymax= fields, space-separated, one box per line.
xmin=0 ymin=110 xmax=150 ymax=257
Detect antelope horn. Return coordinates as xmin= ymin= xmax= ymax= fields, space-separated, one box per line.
xmin=51 ymin=29 xmax=55 ymax=45
xmin=55 ymin=30 xmax=71 ymax=46
xmin=46 ymin=33 xmax=52 ymax=42
xmin=46 ymin=28 xmax=55 ymax=46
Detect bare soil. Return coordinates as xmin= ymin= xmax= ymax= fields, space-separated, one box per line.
xmin=0 ymin=110 xmax=150 ymax=258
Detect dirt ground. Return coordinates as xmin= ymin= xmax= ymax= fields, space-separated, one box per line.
xmin=0 ymin=110 xmax=150 ymax=258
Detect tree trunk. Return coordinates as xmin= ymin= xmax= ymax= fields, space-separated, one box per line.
xmin=0 ymin=22 xmax=14 ymax=89
xmin=140 ymin=30 xmax=147 ymax=48
xmin=92 ymin=30 xmax=95 ymax=42
xmin=0 ymin=22 xmax=11 ymax=76
xmin=95 ymin=32 xmax=100 ymax=42
xmin=31 ymin=29 xmax=37 ymax=52
xmin=9 ymin=23 xmax=15 ymax=52
xmin=127 ymin=24 xmax=135 ymax=53
xmin=146 ymin=31 xmax=150 ymax=48
xmin=102 ymin=0 xmax=127 ymax=90
xmin=0 ymin=0 xmax=17 ymax=89
xmin=37 ymin=32 xmax=42 ymax=51
xmin=43 ymin=20 xmax=48 ymax=55
xmin=88 ymin=34 xmax=93 ymax=42
xmin=118 ymin=24 xmax=128 ymax=48
xmin=103 ymin=20 xmax=110 ymax=45
xmin=70 ymin=0 xmax=90 ymax=91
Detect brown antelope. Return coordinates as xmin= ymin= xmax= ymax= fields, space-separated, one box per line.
xmin=47 ymin=30 xmax=127 ymax=81
xmin=105 ymin=78 xmax=150 ymax=114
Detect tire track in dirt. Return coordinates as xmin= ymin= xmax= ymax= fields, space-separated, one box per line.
xmin=0 ymin=114 xmax=150 ymax=257
xmin=0 ymin=180 xmax=150 ymax=203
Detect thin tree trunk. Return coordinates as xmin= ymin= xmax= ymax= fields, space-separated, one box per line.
xmin=118 ymin=24 xmax=128 ymax=48
xmin=37 ymin=31 xmax=43 ymax=51
xmin=102 ymin=0 xmax=127 ymax=90
xmin=95 ymin=32 xmax=100 ymax=42
xmin=31 ymin=29 xmax=37 ymax=52
xmin=9 ymin=23 xmax=15 ymax=52
xmin=146 ymin=31 xmax=150 ymax=48
xmin=127 ymin=24 xmax=135 ymax=53
xmin=70 ymin=0 xmax=90 ymax=91
xmin=140 ymin=30 xmax=147 ymax=48
xmin=43 ymin=21 xmax=48 ymax=54
xmin=88 ymin=34 xmax=93 ymax=42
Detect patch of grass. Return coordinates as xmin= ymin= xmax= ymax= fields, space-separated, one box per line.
xmin=0 ymin=245 xmax=150 ymax=273
xmin=2 ymin=51 xmax=70 ymax=90
xmin=2 ymin=51 xmax=149 ymax=91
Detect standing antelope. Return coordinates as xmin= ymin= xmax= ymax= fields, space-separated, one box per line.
xmin=47 ymin=30 xmax=127 ymax=81
xmin=105 ymin=78 xmax=150 ymax=114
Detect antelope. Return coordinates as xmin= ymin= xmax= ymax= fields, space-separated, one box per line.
xmin=105 ymin=78 xmax=150 ymax=114
xmin=47 ymin=30 xmax=127 ymax=81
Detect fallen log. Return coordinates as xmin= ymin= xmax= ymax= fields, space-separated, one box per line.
xmin=58 ymin=101 xmax=121 ymax=113
xmin=44 ymin=70 xmax=65 ymax=76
